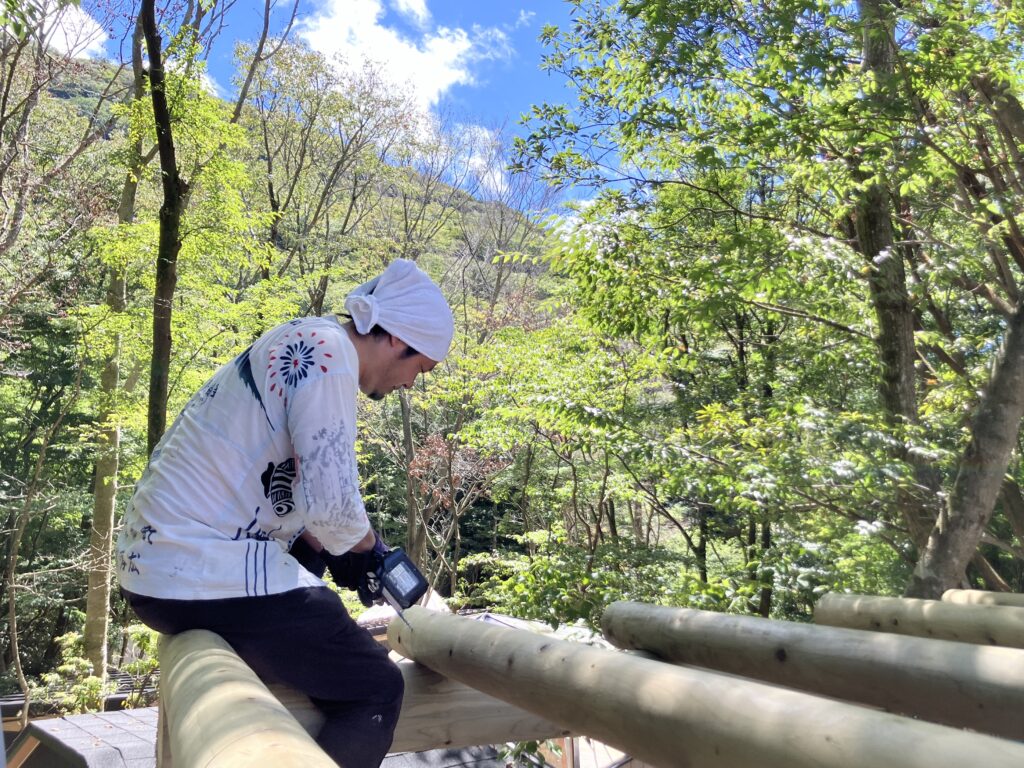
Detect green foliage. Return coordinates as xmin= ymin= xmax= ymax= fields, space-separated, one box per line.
xmin=23 ymin=622 xmax=161 ymax=714
xmin=510 ymin=0 xmax=1024 ymax=602
xmin=31 ymin=630 xmax=111 ymax=714
xmin=771 ymin=521 xmax=911 ymax=617
xmin=459 ymin=527 xmax=728 ymax=630
xmin=118 ymin=624 xmax=160 ymax=709
xmin=499 ymin=739 xmax=555 ymax=767
xmin=0 ymin=0 xmax=56 ymax=38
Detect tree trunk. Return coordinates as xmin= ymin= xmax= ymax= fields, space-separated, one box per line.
xmin=970 ymin=552 xmax=1012 ymax=592
xmin=999 ymin=478 xmax=1024 ymax=546
xmin=606 ymin=496 xmax=618 ymax=544
xmin=696 ymin=506 xmax=707 ymax=583
xmin=745 ymin=517 xmax=757 ymax=602
xmin=142 ymin=0 xmax=188 ymax=455
xmin=852 ymin=21 xmax=910 ymax=405
xmin=83 ymin=15 xmax=145 ymax=679
xmin=6 ymin=496 xmax=33 ymax=727
xmin=758 ymin=521 xmax=772 ymax=617
xmin=906 ymin=303 xmax=1024 ymax=597
xmin=450 ymin=521 xmax=461 ymax=597
xmin=855 ymin=0 xmax=942 ymax=548
xmin=399 ymin=391 xmax=426 ymax=566
xmin=83 ymin=281 xmax=123 ymax=678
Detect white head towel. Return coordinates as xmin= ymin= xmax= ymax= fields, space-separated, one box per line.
xmin=343 ymin=259 xmax=454 ymax=362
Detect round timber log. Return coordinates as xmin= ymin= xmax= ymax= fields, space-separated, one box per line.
xmin=267 ymin=659 xmax=569 ymax=752
xmin=815 ymin=593 xmax=1024 ymax=647
xmin=942 ymin=589 xmax=1024 ymax=608
xmin=159 ymin=629 xmax=334 ymax=768
xmin=601 ymin=601 xmax=1024 ymax=739
xmin=159 ymin=629 xmax=566 ymax=765
xmin=387 ymin=606 xmax=1024 ymax=768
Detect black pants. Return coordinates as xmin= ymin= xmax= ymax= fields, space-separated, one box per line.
xmin=125 ymin=586 xmax=404 ymax=768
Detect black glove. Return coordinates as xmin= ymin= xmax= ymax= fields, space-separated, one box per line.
xmin=323 ymin=549 xmax=381 ymax=591
xmin=358 ymin=531 xmax=392 ymax=606
xmin=288 ymin=536 xmax=326 ymax=578
xmin=357 ymin=566 xmax=383 ymax=608
xmin=319 ymin=532 xmax=393 ymax=605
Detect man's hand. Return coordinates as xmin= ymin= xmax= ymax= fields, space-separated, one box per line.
xmin=324 ymin=549 xmax=379 ymax=590
xmin=323 ymin=530 xmax=391 ymax=599
xmin=355 ymin=532 xmax=393 ymax=606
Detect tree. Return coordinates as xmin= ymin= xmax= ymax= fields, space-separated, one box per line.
xmin=81 ymin=0 xmax=298 ymax=677
xmin=237 ymin=42 xmax=416 ymax=316
xmin=0 ymin=0 xmax=131 ymax=685
xmin=0 ymin=2 xmax=125 ymax=325
xmin=82 ymin=13 xmax=144 ymax=680
xmin=515 ymin=0 xmax=1024 ymax=598
xmin=141 ymin=0 xmax=300 ymax=453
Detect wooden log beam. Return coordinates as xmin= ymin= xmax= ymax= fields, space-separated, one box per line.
xmin=942 ymin=589 xmax=1024 ymax=607
xmin=158 ymin=630 xmax=335 ymax=768
xmin=158 ymin=629 xmax=568 ymax=766
xmin=267 ymin=661 xmax=569 ymax=753
xmin=815 ymin=593 xmax=1024 ymax=647
xmin=601 ymin=601 xmax=1024 ymax=740
xmin=387 ymin=606 xmax=1024 ymax=768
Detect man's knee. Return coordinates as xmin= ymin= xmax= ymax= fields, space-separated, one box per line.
xmin=313 ymin=655 xmax=403 ymax=724
xmin=376 ymin=655 xmax=405 ymax=711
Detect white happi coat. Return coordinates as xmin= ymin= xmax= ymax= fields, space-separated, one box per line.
xmin=116 ymin=316 xmax=370 ymax=600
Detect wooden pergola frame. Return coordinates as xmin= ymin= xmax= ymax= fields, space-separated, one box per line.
xmin=155 ymin=591 xmax=1024 ymax=767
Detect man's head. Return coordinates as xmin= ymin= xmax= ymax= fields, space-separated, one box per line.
xmin=351 ymin=325 xmax=438 ymax=400
xmin=343 ymin=259 xmax=453 ymax=399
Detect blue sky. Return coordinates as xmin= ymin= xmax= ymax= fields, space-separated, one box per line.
xmin=64 ymin=0 xmax=578 ymax=137
xmin=253 ymin=0 xmax=575 ymax=129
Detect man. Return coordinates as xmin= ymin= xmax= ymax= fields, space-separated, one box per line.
xmin=116 ymin=259 xmax=453 ymax=767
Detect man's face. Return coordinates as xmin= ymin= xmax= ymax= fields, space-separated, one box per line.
xmin=364 ymin=337 xmax=438 ymax=400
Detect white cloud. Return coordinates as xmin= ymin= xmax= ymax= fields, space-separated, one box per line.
xmin=42 ymin=3 xmax=108 ymax=59
xmin=163 ymin=56 xmax=228 ymax=100
xmin=461 ymin=124 xmax=508 ymax=197
xmin=553 ymin=197 xmax=598 ymax=239
xmin=391 ymin=0 xmax=430 ymax=27
xmin=298 ymin=0 xmax=513 ymax=115
xmin=200 ymin=71 xmax=228 ymax=100
xmin=468 ymin=24 xmax=515 ymax=63
xmin=515 ymin=10 xmax=536 ymax=29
